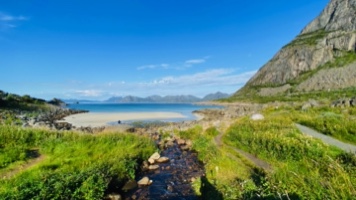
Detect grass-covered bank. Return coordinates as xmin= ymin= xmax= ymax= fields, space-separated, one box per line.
xmin=0 ymin=125 xmax=156 ymax=199
xmin=174 ymin=105 xmax=356 ymax=199
xmin=225 ymin=113 xmax=355 ymax=199
xmin=293 ymin=106 xmax=356 ymax=145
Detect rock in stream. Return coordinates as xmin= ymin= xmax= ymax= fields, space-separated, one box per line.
xmin=123 ymin=140 xmax=205 ymax=200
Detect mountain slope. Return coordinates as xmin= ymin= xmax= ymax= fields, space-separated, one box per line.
xmin=234 ymin=0 xmax=356 ymax=99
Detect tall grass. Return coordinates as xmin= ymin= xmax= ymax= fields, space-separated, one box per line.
xmin=293 ymin=106 xmax=356 ymax=145
xmin=178 ymin=126 xmax=259 ymax=199
xmin=0 ymin=125 xmax=156 ymax=199
xmin=224 ymin=112 xmax=356 ymax=199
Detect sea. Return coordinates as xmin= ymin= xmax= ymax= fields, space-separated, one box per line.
xmin=66 ymin=103 xmax=222 ymax=122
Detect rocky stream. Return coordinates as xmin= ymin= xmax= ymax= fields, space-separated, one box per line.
xmin=118 ymin=134 xmax=206 ymax=200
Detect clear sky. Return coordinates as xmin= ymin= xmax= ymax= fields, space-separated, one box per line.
xmin=1 ymin=0 xmax=329 ymax=100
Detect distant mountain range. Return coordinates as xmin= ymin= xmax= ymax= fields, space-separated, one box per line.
xmin=63 ymin=92 xmax=230 ymax=104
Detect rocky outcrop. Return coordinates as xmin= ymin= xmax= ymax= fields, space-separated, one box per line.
xmin=0 ymin=106 xmax=105 ymax=133
xmin=296 ymin=62 xmax=356 ymax=92
xmin=331 ymin=96 xmax=356 ymax=107
xmin=301 ymin=0 xmax=356 ymax=33
xmin=235 ymin=0 xmax=356 ymax=97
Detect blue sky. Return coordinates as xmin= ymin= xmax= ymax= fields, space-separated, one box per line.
xmin=1 ymin=0 xmax=328 ymax=100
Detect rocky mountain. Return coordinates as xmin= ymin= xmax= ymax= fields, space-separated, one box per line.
xmin=105 ymin=92 xmax=230 ymax=103
xmin=235 ymin=0 xmax=356 ymax=98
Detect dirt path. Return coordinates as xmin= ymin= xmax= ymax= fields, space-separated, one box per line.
xmin=214 ymin=129 xmax=272 ymax=172
xmin=295 ymin=124 xmax=356 ymax=154
xmin=1 ymin=154 xmax=46 ymax=179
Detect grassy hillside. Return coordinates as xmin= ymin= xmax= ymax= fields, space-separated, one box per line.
xmin=175 ymin=105 xmax=356 ymax=199
xmin=0 ymin=126 xmax=156 ymax=199
xmin=0 ymin=90 xmax=52 ymax=111
xmin=223 ymin=86 xmax=356 ymax=103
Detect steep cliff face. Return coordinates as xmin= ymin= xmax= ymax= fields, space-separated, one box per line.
xmin=236 ymin=0 xmax=356 ymax=97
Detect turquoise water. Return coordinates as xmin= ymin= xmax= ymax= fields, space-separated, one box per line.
xmin=67 ymin=103 xmax=222 ymax=122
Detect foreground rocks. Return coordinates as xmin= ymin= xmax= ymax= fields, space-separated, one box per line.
xmin=122 ymin=138 xmax=205 ymax=200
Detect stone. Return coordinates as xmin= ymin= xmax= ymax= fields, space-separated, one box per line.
xmin=181 ymin=145 xmax=190 ymax=151
xmin=148 ymin=165 xmax=160 ymax=170
xmin=350 ymin=97 xmax=356 ymax=107
xmin=22 ymin=123 xmax=30 ymax=128
xmin=121 ymin=180 xmax=137 ymax=191
xmin=107 ymin=193 xmax=122 ymax=200
xmin=177 ymin=139 xmax=186 ymax=145
xmin=164 ymin=136 xmax=173 ymax=142
xmin=148 ymin=158 xmax=155 ymax=164
xmin=251 ymin=114 xmax=264 ymax=121
xmin=165 ymin=140 xmax=174 ymax=148
xmin=185 ymin=140 xmax=193 ymax=148
xmin=149 ymin=152 xmax=160 ymax=160
xmin=137 ymin=177 xmax=152 ymax=186
xmin=156 ymin=156 xmax=170 ymax=163
xmin=167 ymin=185 xmax=174 ymax=192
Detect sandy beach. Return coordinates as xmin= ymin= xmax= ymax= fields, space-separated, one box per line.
xmin=61 ymin=112 xmax=187 ymax=127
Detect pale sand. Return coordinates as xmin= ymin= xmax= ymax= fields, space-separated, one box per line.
xmin=61 ymin=112 xmax=187 ymax=127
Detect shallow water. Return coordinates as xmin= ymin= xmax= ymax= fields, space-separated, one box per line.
xmin=123 ymin=141 xmax=205 ymax=199
xmin=67 ymin=103 xmax=222 ymax=122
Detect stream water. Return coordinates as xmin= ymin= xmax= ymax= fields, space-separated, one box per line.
xmin=123 ymin=140 xmax=205 ymax=199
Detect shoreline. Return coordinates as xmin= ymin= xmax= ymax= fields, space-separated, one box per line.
xmin=60 ymin=112 xmax=187 ymax=127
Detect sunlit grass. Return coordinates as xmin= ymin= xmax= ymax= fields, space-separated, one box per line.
xmin=223 ymin=110 xmax=356 ymax=199
xmin=0 ymin=125 xmax=156 ymax=199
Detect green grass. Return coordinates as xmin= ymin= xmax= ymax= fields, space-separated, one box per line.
xmin=223 ymin=86 xmax=356 ymax=104
xmin=0 ymin=125 xmax=156 ymax=199
xmin=177 ymin=105 xmax=356 ymax=199
xmin=293 ymin=106 xmax=356 ymax=145
xmin=286 ymin=29 xmax=327 ymax=47
xmin=223 ymin=110 xmax=356 ymax=199
xmin=178 ymin=126 xmax=254 ymax=199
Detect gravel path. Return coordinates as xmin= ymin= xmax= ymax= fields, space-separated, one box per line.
xmin=295 ymin=123 xmax=356 ymax=154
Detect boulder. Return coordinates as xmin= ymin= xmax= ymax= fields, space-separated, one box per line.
xmin=181 ymin=145 xmax=190 ymax=151
xmin=165 ymin=140 xmax=174 ymax=148
xmin=251 ymin=114 xmax=264 ymax=121
xmin=121 ymin=180 xmax=137 ymax=191
xmin=148 ymin=158 xmax=155 ymax=165
xmin=148 ymin=165 xmax=160 ymax=170
xmin=185 ymin=140 xmax=193 ymax=148
xmin=141 ymin=161 xmax=149 ymax=170
xmin=350 ymin=97 xmax=356 ymax=107
xmin=137 ymin=177 xmax=152 ymax=186
xmin=107 ymin=193 xmax=122 ymax=200
xmin=177 ymin=139 xmax=186 ymax=145
xmin=149 ymin=152 xmax=160 ymax=160
xmin=156 ymin=157 xmax=170 ymax=163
